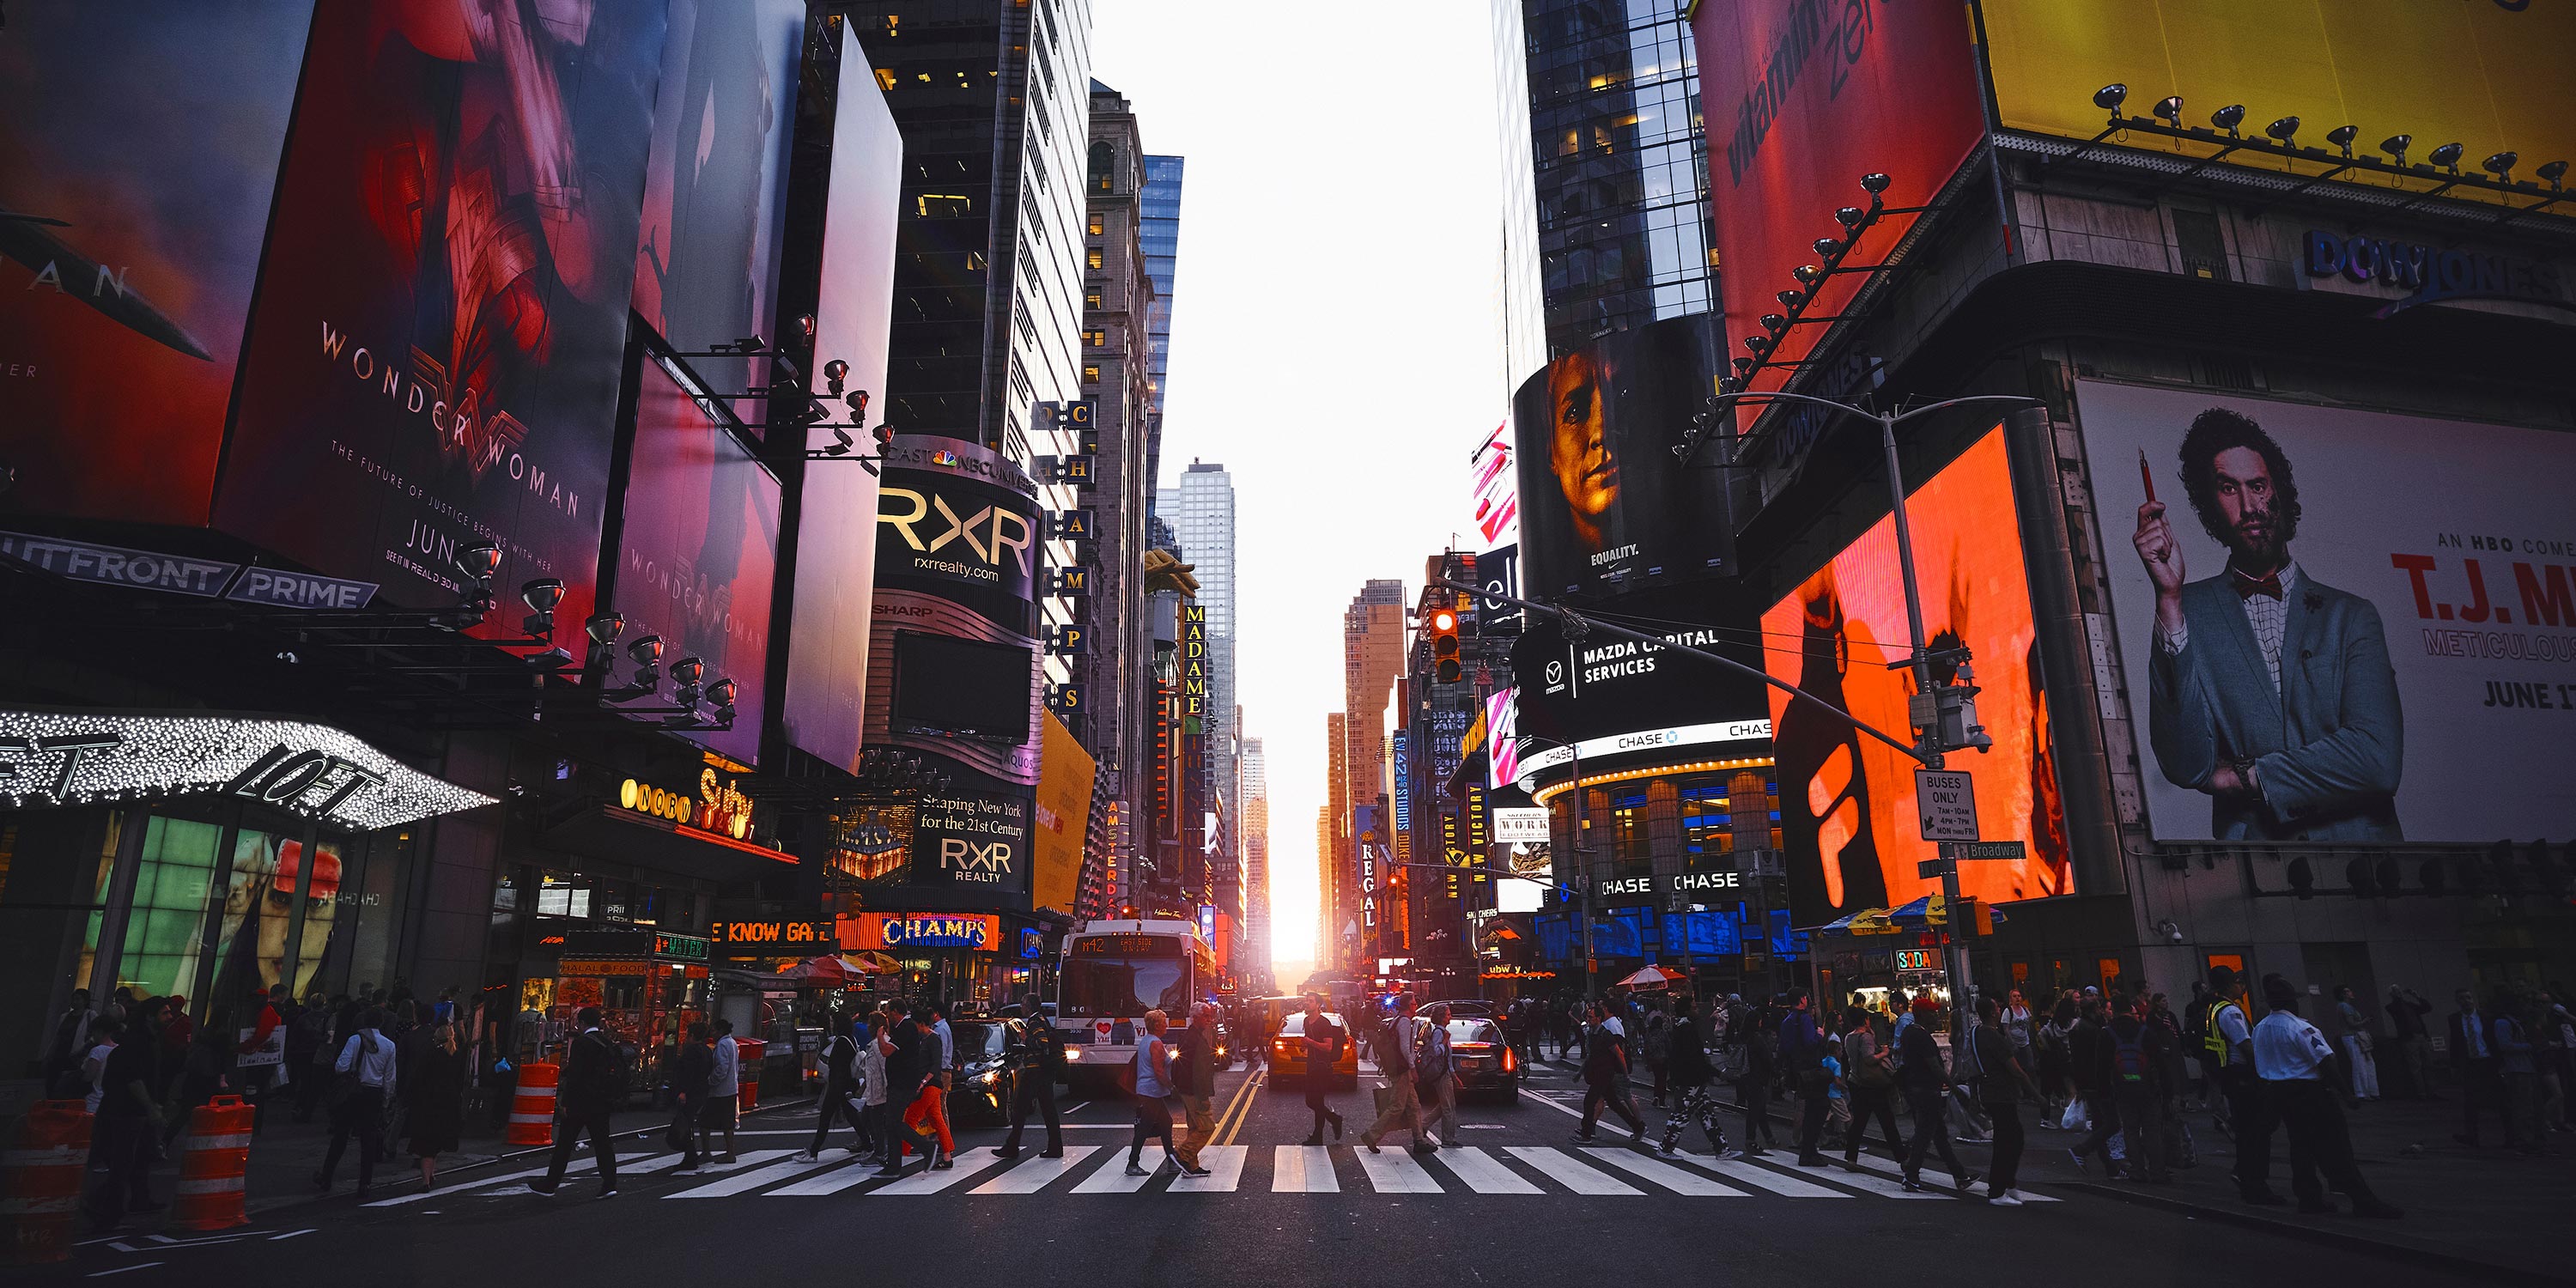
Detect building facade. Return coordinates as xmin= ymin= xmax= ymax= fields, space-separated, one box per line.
xmin=1337 ymin=581 xmax=1408 ymax=972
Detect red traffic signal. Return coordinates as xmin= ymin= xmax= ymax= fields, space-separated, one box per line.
xmin=1429 ymin=605 xmax=1462 ymax=683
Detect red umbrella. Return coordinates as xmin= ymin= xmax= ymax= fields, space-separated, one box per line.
xmin=783 ymin=955 xmax=853 ymax=986
xmin=1614 ymin=965 xmax=1686 ymax=990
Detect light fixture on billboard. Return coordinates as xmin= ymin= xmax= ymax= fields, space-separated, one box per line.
xmin=1760 ymin=313 xmax=1789 ymax=336
xmin=2093 ymin=83 xmax=2128 ymax=117
xmin=2481 ymin=151 xmax=2518 ymax=182
xmin=822 ymin=359 xmax=849 ymax=396
xmin=1744 ymin=335 xmax=1775 ymax=358
xmin=1793 ymin=264 xmax=1823 ymax=286
xmin=2326 ymin=125 xmax=2360 ymax=158
xmin=2428 ymin=142 xmax=2464 ymax=174
xmin=2152 ymin=95 xmax=2184 ymax=126
xmin=2380 ymin=134 xmax=2412 ymax=167
xmin=583 ymin=611 xmax=626 ymax=673
xmin=2263 ymin=116 xmax=2300 ymax=146
xmin=1812 ymin=236 xmax=1843 ymax=258
xmin=2541 ymin=160 xmax=2570 ymax=191
xmin=2209 ymin=104 xmax=2245 ymax=137
xmin=1834 ymin=205 xmax=1868 ymax=229
xmin=1775 ymin=289 xmax=1804 ymax=308
xmin=519 ymin=578 xmax=564 ymax=639
xmin=1731 ymin=357 xmax=1758 ymax=378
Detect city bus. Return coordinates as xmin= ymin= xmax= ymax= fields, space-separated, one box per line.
xmin=1054 ymin=918 xmax=1222 ymax=1097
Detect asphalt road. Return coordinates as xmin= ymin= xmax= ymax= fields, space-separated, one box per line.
xmin=31 ymin=1056 xmax=2487 ymax=1288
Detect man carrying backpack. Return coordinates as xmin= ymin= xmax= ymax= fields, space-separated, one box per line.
xmin=533 ymin=1007 xmax=621 ymax=1200
xmin=1359 ymin=1007 xmax=1431 ymax=1155
xmin=2090 ymin=990 xmax=2174 ymax=1182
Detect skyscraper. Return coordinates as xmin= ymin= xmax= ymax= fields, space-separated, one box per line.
xmin=1339 ymin=580 xmax=1407 ymax=970
xmin=1490 ymin=0 xmax=1547 ymax=394
xmin=1140 ymin=155 xmax=1184 ymax=477
xmin=1159 ymin=463 xmax=1239 ymax=927
xmin=1241 ymin=732 xmax=1270 ymax=987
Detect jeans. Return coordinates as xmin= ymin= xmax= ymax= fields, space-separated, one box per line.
xmin=1984 ymin=1097 xmax=2025 ymax=1195
xmin=539 ymin=1108 xmax=616 ymax=1193
xmin=1739 ymin=1078 xmax=1777 ymax=1149
xmin=806 ymin=1080 xmax=866 ymax=1155
xmin=1795 ymin=1071 xmax=1832 ymax=1157
xmin=1902 ymin=1086 xmax=1965 ymax=1183
xmin=1176 ymin=1092 xmax=1216 ymax=1167
xmin=1129 ymin=1093 xmax=1176 ymax=1163
xmin=2116 ymin=1086 xmax=2169 ymax=1179
xmin=1423 ymin=1074 xmax=1459 ymax=1144
xmin=1004 ymin=1068 xmax=1061 ymax=1151
xmin=1580 ymin=1075 xmax=1644 ymax=1137
xmin=320 ymin=1086 xmax=386 ymax=1189
xmin=1844 ymin=1084 xmax=1904 ymax=1160
xmin=880 ymin=1093 xmax=937 ymax=1168
xmin=85 ymin=1113 xmax=156 ymax=1227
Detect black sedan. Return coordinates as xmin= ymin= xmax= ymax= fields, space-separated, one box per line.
xmin=945 ymin=1018 xmax=1033 ymax=1124
xmin=1443 ymin=1018 xmax=1520 ymax=1103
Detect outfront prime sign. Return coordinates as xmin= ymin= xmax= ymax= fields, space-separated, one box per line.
xmin=0 ymin=709 xmax=493 ymax=829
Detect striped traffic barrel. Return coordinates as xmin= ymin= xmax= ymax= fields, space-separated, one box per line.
xmin=735 ymin=1039 xmax=766 ymax=1111
xmin=172 ymin=1096 xmax=252 ymax=1230
xmin=507 ymin=1062 xmax=559 ymax=1147
xmin=1 ymin=1101 xmax=93 ymax=1264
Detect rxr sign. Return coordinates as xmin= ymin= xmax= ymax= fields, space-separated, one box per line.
xmin=878 ymin=486 xmax=1035 ymax=578
xmin=939 ymin=837 xmax=1016 ymax=884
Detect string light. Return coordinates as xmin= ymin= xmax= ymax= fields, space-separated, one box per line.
xmin=0 ymin=709 xmax=495 ymax=829
xmin=1530 ymin=756 xmax=1777 ymax=807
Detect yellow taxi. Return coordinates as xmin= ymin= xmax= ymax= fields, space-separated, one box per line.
xmin=1268 ymin=1011 xmax=1358 ymax=1089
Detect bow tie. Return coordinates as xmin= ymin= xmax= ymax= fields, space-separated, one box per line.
xmin=2233 ymin=569 xmax=2284 ymax=600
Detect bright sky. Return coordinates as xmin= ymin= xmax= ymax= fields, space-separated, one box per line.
xmin=1090 ymin=2 xmax=1509 ymax=973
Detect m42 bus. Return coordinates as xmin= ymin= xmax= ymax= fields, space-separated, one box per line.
xmin=1055 ymin=919 xmax=1222 ymax=1096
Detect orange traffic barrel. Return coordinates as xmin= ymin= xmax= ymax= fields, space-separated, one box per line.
xmin=735 ymin=1039 xmax=766 ymax=1111
xmin=2 ymin=1100 xmax=93 ymax=1265
xmin=172 ymin=1096 xmax=252 ymax=1231
xmin=507 ymin=1063 xmax=559 ymax=1147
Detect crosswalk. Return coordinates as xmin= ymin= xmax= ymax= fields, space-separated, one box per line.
xmin=367 ymin=1143 xmax=2055 ymax=1204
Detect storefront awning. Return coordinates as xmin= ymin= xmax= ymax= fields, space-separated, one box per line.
xmin=0 ymin=708 xmax=494 ymax=829
xmin=543 ymin=803 xmax=799 ymax=884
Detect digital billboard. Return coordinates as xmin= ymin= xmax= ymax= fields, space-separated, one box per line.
xmin=783 ymin=30 xmax=904 ymax=774
xmin=1690 ymin=0 xmax=1985 ymax=399
xmin=1031 ymin=713 xmax=1096 ymax=917
xmin=216 ymin=1 xmax=670 ymax=640
xmin=1509 ymin=580 xmax=1765 ymax=748
xmin=632 ymin=0 xmax=806 ymax=429
xmin=1512 ymin=315 xmax=1734 ymax=598
xmin=615 ymin=358 xmax=781 ymax=765
xmin=1981 ymin=0 xmax=2576 ymax=218
xmin=2077 ymin=380 xmax=2576 ymax=842
xmin=0 ymin=3 xmax=313 ymax=526
xmin=1760 ymin=427 xmax=2072 ymax=920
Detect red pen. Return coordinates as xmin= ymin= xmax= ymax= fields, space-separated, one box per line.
xmin=2139 ymin=449 xmax=2157 ymax=504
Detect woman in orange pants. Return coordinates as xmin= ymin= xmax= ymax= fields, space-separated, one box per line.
xmin=901 ymin=1001 xmax=957 ymax=1167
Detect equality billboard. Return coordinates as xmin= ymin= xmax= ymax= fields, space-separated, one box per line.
xmin=615 ymin=358 xmax=781 ymax=765
xmin=215 ymin=1 xmax=671 ymax=640
xmin=632 ymin=0 xmax=807 ymax=430
xmin=1512 ymin=314 xmax=1733 ymax=599
xmin=0 ymin=3 xmax=313 ymax=526
xmin=2078 ymin=380 xmax=2576 ymax=842
xmin=1981 ymin=0 xmax=2576 ymax=219
xmin=783 ymin=27 xmax=904 ymax=775
xmin=1759 ymin=427 xmax=2073 ymax=920
xmin=1690 ymin=0 xmax=1984 ymax=399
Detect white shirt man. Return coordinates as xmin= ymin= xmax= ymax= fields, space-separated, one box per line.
xmin=2253 ymin=1008 xmax=2336 ymax=1082
xmin=337 ymin=1024 xmax=398 ymax=1091
xmin=711 ymin=1030 xmax=740 ymax=1097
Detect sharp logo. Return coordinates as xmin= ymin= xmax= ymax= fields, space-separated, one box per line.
xmin=878 ymin=487 xmax=1034 ymax=576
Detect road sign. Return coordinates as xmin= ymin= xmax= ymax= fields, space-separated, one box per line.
xmin=1955 ymin=841 xmax=2026 ymax=861
xmin=1917 ymin=859 xmax=1953 ymax=879
xmin=1915 ymin=769 xmax=1979 ymax=841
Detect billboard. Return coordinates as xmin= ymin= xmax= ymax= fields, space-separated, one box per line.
xmin=2078 ymin=380 xmax=2576 ymax=842
xmin=1469 ymin=420 xmax=1519 ymax=549
xmin=1759 ymin=427 xmax=2072 ymax=920
xmin=866 ymin=436 xmax=1044 ymax=786
xmin=1512 ymin=315 xmax=1734 ymax=598
xmin=632 ymin=0 xmax=806 ymax=428
xmin=782 ymin=28 xmax=904 ymax=774
xmin=0 ymin=3 xmax=313 ymax=526
xmin=615 ymin=358 xmax=781 ymax=765
xmin=1981 ymin=0 xmax=2576 ymax=218
xmin=1509 ymin=580 xmax=1765 ymax=748
xmin=907 ymin=788 xmax=1032 ymax=901
xmin=216 ymin=1 xmax=670 ymax=640
xmin=1690 ymin=0 xmax=1984 ymax=398
xmin=1031 ymin=713 xmax=1096 ymax=917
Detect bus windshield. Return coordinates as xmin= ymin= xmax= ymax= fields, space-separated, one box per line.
xmin=1059 ymin=954 xmax=1191 ymax=1018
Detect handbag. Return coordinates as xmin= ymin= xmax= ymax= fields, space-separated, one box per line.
xmin=664 ymin=1102 xmax=694 ymax=1152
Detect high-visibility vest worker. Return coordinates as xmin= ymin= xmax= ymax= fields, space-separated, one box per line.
xmin=2202 ymin=999 xmax=2243 ymax=1066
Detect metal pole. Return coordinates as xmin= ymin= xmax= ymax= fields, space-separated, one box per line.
xmin=1573 ymin=738 xmax=1595 ymax=1005
xmin=1875 ymin=410 xmax=1971 ymax=1040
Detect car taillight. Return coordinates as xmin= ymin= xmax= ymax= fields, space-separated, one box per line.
xmin=1455 ymin=1041 xmax=1492 ymax=1049
xmin=1503 ymin=1047 xmax=1516 ymax=1072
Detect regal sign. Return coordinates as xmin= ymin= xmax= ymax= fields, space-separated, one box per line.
xmin=0 ymin=710 xmax=493 ymax=829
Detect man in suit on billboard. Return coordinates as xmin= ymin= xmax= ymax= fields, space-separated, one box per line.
xmin=2132 ymin=408 xmax=2403 ymax=840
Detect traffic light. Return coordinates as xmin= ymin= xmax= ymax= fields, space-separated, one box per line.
xmin=1429 ymin=605 xmax=1462 ymax=683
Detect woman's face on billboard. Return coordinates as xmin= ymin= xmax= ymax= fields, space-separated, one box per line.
xmin=1547 ymin=353 xmax=1619 ymax=532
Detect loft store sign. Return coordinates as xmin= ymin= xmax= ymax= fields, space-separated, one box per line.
xmin=0 ymin=710 xmax=493 ymax=829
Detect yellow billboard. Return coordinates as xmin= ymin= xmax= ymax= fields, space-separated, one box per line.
xmin=1982 ymin=0 xmax=2575 ymax=210
xmin=1031 ymin=713 xmax=1095 ymax=916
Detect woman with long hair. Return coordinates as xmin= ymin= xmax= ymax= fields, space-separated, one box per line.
xmin=406 ymin=1018 xmax=467 ymax=1190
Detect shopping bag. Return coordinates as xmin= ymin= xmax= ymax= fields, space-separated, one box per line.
xmin=2057 ymin=1099 xmax=2087 ymax=1132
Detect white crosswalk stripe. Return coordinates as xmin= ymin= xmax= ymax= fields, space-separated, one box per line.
xmin=1427 ymin=1146 xmax=1542 ymax=1194
xmin=1669 ymin=1154 xmax=1856 ymax=1198
xmin=871 ymin=1147 xmax=1011 ymax=1195
xmin=1581 ymin=1149 xmax=1746 ymax=1196
xmin=970 ymin=1145 xmax=1103 ymax=1194
xmin=1353 ymin=1147 xmax=1445 ymax=1194
xmin=1167 ymin=1145 xmax=1249 ymax=1192
xmin=1270 ymin=1145 xmax=1337 ymax=1192
xmin=1841 ymin=1151 xmax=2061 ymax=1200
xmin=1072 ymin=1151 xmax=1164 ymax=1193
xmin=665 ymin=1152 xmax=834 ymax=1198
xmin=1504 ymin=1145 xmax=1639 ymax=1194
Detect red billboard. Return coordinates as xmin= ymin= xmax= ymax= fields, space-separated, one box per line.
xmin=615 ymin=357 xmax=781 ymax=766
xmin=0 ymin=3 xmax=314 ymax=526
xmin=214 ymin=1 xmax=671 ymax=639
xmin=1691 ymin=0 xmax=1984 ymax=398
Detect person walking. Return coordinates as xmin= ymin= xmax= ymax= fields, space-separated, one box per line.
xmin=82 ymin=1013 xmax=161 ymax=1233
xmin=2451 ymin=988 xmax=2508 ymax=1147
xmin=796 ymin=1008 xmax=869 ymax=1163
xmin=703 ymin=1018 xmax=743 ymax=1165
xmin=1732 ymin=997 xmax=1779 ymax=1156
xmin=2334 ymin=986 xmax=2380 ymax=1103
xmin=1643 ymin=1007 xmax=1672 ymax=1108
xmin=901 ymin=1003 xmax=958 ymax=1168
xmin=668 ymin=1023 xmax=716 ymax=1175
xmin=2002 ymin=989 xmax=2037 ymax=1097
xmin=1360 ymin=1005 xmax=1431 ymax=1155
xmin=1658 ymin=995 xmax=1728 ymax=1157
xmin=1966 ymin=995 xmax=2040 ymax=1205
xmin=1898 ymin=994 xmax=1976 ymax=1194
xmin=2255 ymin=977 xmax=2401 ymax=1218
xmin=2385 ymin=987 xmax=2435 ymax=1101
xmin=1574 ymin=1001 xmax=1649 ymax=1146
xmin=1123 ymin=1010 xmax=1198 ymax=1177
xmin=314 ymin=1007 xmax=397 ymax=1196
xmin=2098 ymin=991 xmax=2173 ymax=1183
xmin=872 ymin=1004 xmax=941 ymax=1178
xmin=405 ymin=1018 xmax=466 ymax=1191
xmin=1174 ymin=1002 xmax=1221 ymax=1173
xmin=1780 ymin=989 xmax=1833 ymax=1167
xmin=532 ymin=1006 xmax=619 ymax=1200
xmin=1418 ymin=1002 xmax=1460 ymax=1149
xmin=162 ymin=1016 xmax=236 ymax=1151
xmin=999 ymin=993 xmax=1066 ymax=1158
xmin=42 ymin=988 xmax=94 ymax=1101
xmin=1840 ymin=1005 xmax=1905 ymax=1166
xmin=1297 ymin=995 xmax=1346 ymax=1145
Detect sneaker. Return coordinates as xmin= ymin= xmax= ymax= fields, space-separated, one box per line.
xmin=790 ymin=1151 xmax=821 ymax=1163
xmin=1901 ymin=1178 xmax=1927 ymax=1193
xmin=1411 ymin=1142 xmax=1437 ymax=1156
xmin=671 ymin=1167 xmax=704 ymax=1177
xmin=1953 ymin=1171 xmax=1980 ymax=1194
xmin=529 ymin=1182 xmax=559 ymax=1197
xmin=1989 ymin=1192 xmax=2025 ymax=1207
xmin=1299 ymin=1136 xmax=1323 ymax=1147
xmin=1716 ymin=1148 xmax=1746 ymax=1161
xmin=843 ymin=1146 xmax=870 ymax=1157
xmin=1124 ymin=1161 xmax=1150 ymax=1177
xmin=2064 ymin=1147 xmax=2087 ymax=1170
xmin=720 ymin=1152 xmax=738 ymax=1164
xmin=1656 ymin=1142 xmax=1680 ymax=1157
xmin=1039 ymin=1147 xmax=1065 ymax=1159
xmin=1571 ymin=1133 xmax=1597 ymax=1145
xmin=1331 ymin=1115 xmax=1345 ymax=1141
xmin=931 ymin=1154 xmax=956 ymax=1170
xmin=597 ymin=1188 xmax=617 ymax=1200
xmin=995 ymin=1147 xmax=1023 ymax=1160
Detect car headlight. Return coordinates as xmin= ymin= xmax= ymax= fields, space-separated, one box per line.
xmin=1064 ymin=1047 xmax=1084 ymax=1062
xmin=975 ymin=1069 xmax=999 ymax=1084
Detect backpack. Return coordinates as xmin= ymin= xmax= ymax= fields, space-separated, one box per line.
xmin=1415 ymin=1023 xmax=1449 ymax=1082
xmin=1374 ymin=1019 xmax=1412 ymax=1072
xmin=2111 ymin=1025 xmax=2150 ymax=1084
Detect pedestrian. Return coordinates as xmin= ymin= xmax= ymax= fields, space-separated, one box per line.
xmin=79 ymin=1012 xmax=125 ymax=1116
xmin=703 ymin=1018 xmax=743 ymax=1165
xmin=1643 ymin=1006 xmax=1671 ymax=1108
xmin=290 ymin=991 xmax=333 ymax=1122
xmin=669 ymin=1023 xmax=716 ymax=1174
xmin=82 ymin=1012 xmax=161 ymax=1232
xmin=851 ymin=1008 xmax=890 ymax=1167
xmin=234 ymin=987 xmax=283 ymax=1133
xmin=2201 ymin=967 xmax=2280 ymax=1203
xmin=381 ymin=999 xmax=422 ymax=1166
xmin=1780 ymin=989 xmax=1832 ymax=1167
xmin=1174 ymin=1001 xmax=1221 ymax=1173
xmin=1360 ymin=1005 xmax=1431 ymax=1154
xmin=1729 ymin=994 xmax=1778 ymax=1155
xmin=1967 ymin=995 xmax=2039 ymax=1205
xmin=2330 ymin=985 xmax=2380 ymax=1103
xmin=2002 ymin=988 xmax=2037 ymax=1097
xmin=2385 ymin=987 xmax=2435 ymax=1101
xmin=1574 ymin=1000 xmax=1648 ymax=1146
xmin=2494 ymin=987 xmax=2546 ymax=1156
xmin=1658 ymin=995 xmax=1728 ymax=1157
xmin=2255 ymin=977 xmax=2402 ymax=1218
xmin=1296 ymin=995 xmax=1346 ymax=1146
xmin=1123 ymin=1009 xmax=1196 ymax=1177
xmin=1839 ymin=1005 xmax=1904 ymax=1165
xmin=999 ymin=993 xmax=1066 ymax=1159
xmin=2542 ymin=989 xmax=2576 ymax=1133
xmin=2147 ymin=992 xmax=2196 ymax=1169
xmin=532 ymin=1006 xmax=621 ymax=1199
xmin=313 ymin=1007 xmax=397 ymax=1196
xmin=2065 ymin=995 xmax=2122 ymax=1175
xmin=2450 ymin=987 xmax=2509 ymax=1147
xmin=1897 ymin=994 xmax=1977 ymax=1194
xmin=900 ymin=1002 xmax=957 ymax=1169
xmin=161 ymin=1014 xmax=236 ymax=1151
xmin=406 ymin=1018 xmax=466 ymax=1191
xmin=42 ymin=988 xmax=94 ymax=1100
xmin=872 ymin=1004 xmax=940 ymax=1178
xmin=2038 ymin=995 xmax=2077 ymax=1118
xmin=795 ymin=1007 xmax=869 ymax=1163
xmin=2095 ymin=991 xmax=2172 ymax=1183
xmin=1418 ymin=1002 xmax=1459 ymax=1149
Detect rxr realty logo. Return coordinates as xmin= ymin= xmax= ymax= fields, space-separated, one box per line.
xmin=939 ymin=837 xmax=1015 ymax=883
